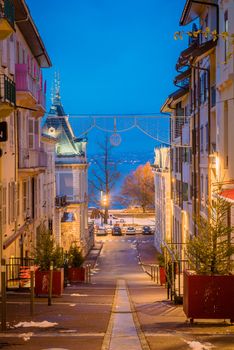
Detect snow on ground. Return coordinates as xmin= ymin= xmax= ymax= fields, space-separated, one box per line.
xmin=185 ymin=340 xmax=215 ymax=350
xmin=15 ymin=321 xmax=58 ymax=328
xmin=70 ymin=293 xmax=88 ymax=296
xmin=18 ymin=332 xmax=33 ymax=341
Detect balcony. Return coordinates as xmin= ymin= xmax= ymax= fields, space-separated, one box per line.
xmin=55 ymin=195 xmax=67 ymax=208
xmin=0 ymin=0 xmax=14 ymax=40
xmin=32 ymin=89 xmax=46 ymax=118
xmin=0 ymin=74 xmax=15 ymax=117
xmin=18 ymin=147 xmax=47 ymax=174
xmin=15 ymin=64 xmax=38 ymax=109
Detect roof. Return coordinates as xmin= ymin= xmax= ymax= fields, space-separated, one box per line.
xmin=180 ymin=0 xmax=218 ymax=26
xmin=14 ymin=0 xmax=51 ymax=67
xmin=220 ymin=189 xmax=234 ymax=204
xmin=161 ymin=87 xmax=189 ymax=113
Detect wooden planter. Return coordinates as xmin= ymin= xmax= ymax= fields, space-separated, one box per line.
xmin=68 ymin=267 xmax=85 ymax=282
xmin=183 ymin=270 xmax=234 ymax=323
xmin=35 ymin=269 xmax=64 ymax=296
xmin=159 ymin=267 xmax=166 ymax=285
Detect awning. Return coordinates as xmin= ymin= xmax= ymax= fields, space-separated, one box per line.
xmin=220 ymin=189 xmax=234 ymax=204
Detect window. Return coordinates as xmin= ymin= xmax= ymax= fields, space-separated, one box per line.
xmin=17 ymin=183 xmax=20 ymax=217
xmin=224 ymin=11 xmax=228 ymax=63
xmin=2 ymin=186 xmax=6 ymax=225
xmin=201 ymin=175 xmax=204 ymax=197
xmin=28 ymin=118 xmax=34 ymax=149
xmin=8 ymin=182 xmax=15 ymax=224
xmin=206 ymin=176 xmax=209 ymax=199
xmin=59 ymin=173 xmax=73 ymax=199
xmin=22 ymin=180 xmax=27 ymax=214
xmin=205 ymin=123 xmax=209 ymax=152
xmin=200 ymin=125 xmax=204 ymax=152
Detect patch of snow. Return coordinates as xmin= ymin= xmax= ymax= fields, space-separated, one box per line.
xmin=71 ymin=293 xmax=88 ymax=297
xmin=15 ymin=321 xmax=58 ymax=328
xmin=18 ymin=332 xmax=33 ymax=341
xmin=185 ymin=340 xmax=215 ymax=350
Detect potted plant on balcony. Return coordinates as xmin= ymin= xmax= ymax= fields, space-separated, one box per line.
xmin=184 ymin=191 xmax=234 ymax=323
xmin=67 ymin=245 xmax=85 ymax=283
xmin=34 ymin=226 xmax=64 ymax=296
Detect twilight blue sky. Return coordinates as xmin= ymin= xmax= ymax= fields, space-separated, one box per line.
xmin=27 ymin=0 xmax=188 ymax=155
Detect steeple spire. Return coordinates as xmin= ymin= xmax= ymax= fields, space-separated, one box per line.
xmin=49 ymin=70 xmax=66 ymax=116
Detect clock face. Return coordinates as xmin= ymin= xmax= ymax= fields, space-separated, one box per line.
xmin=49 ymin=127 xmax=55 ymax=134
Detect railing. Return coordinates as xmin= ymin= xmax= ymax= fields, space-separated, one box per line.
xmin=18 ymin=147 xmax=47 ymax=169
xmin=0 ymin=74 xmax=15 ymax=105
xmin=0 ymin=0 xmax=14 ymax=28
xmin=55 ymin=195 xmax=67 ymax=208
xmin=15 ymin=64 xmax=39 ymax=101
xmin=6 ymin=257 xmax=35 ymax=289
xmin=140 ymin=263 xmax=160 ymax=283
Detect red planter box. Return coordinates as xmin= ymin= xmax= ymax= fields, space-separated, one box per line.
xmin=159 ymin=267 xmax=166 ymax=285
xmin=68 ymin=267 xmax=85 ymax=282
xmin=35 ymin=269 xmax=64 ymax=296
xmin=183 ymin=270 xmax=234 ymax=322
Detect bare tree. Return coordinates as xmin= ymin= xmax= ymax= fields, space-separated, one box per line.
xmin=120 ymin=162 xmax=155 ymax=212
xmin=89 ymin=135 xmax=120 ymax=223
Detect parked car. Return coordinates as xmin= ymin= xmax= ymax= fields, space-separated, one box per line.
xmin=112 ymin=226 xmax=122 ymax=236
xmin=96 ymin=227 xmax=107 ymax=236
xmin=142 ymin=226 xmax=152 ymax=235
xmin=126 ymin=226 xmax=136 ymax=235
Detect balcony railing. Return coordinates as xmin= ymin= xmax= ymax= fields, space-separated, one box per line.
xmin=55 ymin=195 xmax=67 ymax=208
xmin=0 ymin=74 xmax=15 ymax=105
xmin=0 ymin=0 xmax=14 ymax=27
xmin=18 ymin=147 xmax=47 ymax=169
xmin=0 ymin=0 xmax=14 ymax=41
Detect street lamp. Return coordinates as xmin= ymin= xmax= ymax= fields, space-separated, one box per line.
xmin=100 ymin=192 xmax=109 ymax=225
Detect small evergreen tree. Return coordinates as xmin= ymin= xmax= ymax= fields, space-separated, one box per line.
xmin=68 ymin=245 xmax=84 ymax=268
xmin=34 ymin=226 xmax=64 ymax=270
xmin=187 ymin=191 xmax=234 ymax=275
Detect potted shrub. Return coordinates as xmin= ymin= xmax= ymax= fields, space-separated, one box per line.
xmin=34 ymin=226 xmax=64 ymax=296
xmin=67 ymin=245 xmax=85 ymax=282
xmin=184 ymin=191 xmax=234 ymax=323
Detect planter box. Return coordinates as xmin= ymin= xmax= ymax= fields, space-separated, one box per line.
xmin=68 ymin=267 xmax=85 ymax=282
xmin=159 ymin=267 xmax=166 ymax=285
xmin=35 ymin=269 xmax=64 ymax=296
xmin=183 ymin=270 xmax=234 ymax=322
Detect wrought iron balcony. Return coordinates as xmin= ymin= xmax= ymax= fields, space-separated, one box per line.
xmin=0 ymin=0 xmax=14 ymax=40
xmin=18 ymin=147 xmax=47 ymax=171
xmin=55 ymin=195 xmax=67 ymax=208
xmin=0 ymin=74 xmax=15 ymax=117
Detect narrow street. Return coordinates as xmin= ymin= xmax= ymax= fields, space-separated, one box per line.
xmin=1 ymin=236 xmax=234 ymax=349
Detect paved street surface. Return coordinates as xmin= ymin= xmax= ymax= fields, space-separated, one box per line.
xmin=1 ymin=235 xmax=234 ymax=349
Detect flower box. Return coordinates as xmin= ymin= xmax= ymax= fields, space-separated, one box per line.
xmin=35 ymin=269 xmax=64 ymax=296
xmin=68 ymin=267 xmax=85 ymax=282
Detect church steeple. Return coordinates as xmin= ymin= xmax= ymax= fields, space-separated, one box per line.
xmin=49 ymin=71 xmax=66 ymax=116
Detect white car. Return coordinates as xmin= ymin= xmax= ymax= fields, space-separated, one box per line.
xmin=96 ymin=227 xmax=107 ymax=236
xmin=126 ymin=226 xmax=136 ymax=235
